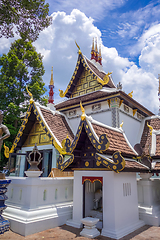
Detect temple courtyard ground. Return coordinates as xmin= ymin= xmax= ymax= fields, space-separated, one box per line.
xmin=1 ymin=224 xmax=160 ymax=240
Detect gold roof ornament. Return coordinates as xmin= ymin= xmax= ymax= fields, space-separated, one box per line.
xmin=80 ymin=101 xmax=86 ymax=120
xmin=4 ymin=143 xmax=10 ymax=158
xmin=95 ymin=37 xmax=98 ymax=52
xmin=97 ymin=72 xmax=112 ymax=86
xmin=50 ymin=66 xmax=54 ymax=85
xmin=120 ymin=121 xmax=124 ymax=128
xmin=26 ymin=85 xmax=34 ymax=104
xmin=128 ymin=91 xmax=133 ymax=98
xmin=75 ymin=40 xmax=81 ymax=54
xmin=147 ymin=122 xmax=153 ymax=136
xmin=59 ymin=89 xmax=65 ymax=98
xmin=92 ymin=38 xmax=94 ymax=51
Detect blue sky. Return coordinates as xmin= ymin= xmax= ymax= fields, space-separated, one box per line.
xmin=0 ymin=0 xmax=160 ymax=113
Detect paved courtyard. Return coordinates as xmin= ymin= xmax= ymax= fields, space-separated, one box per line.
xmin=1 ymin=225 xmax=160 ymax=240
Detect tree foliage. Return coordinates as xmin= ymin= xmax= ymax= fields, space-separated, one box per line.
xmin=0 ymin=39 xmax=48 ymax=167
xmin=0 ymin=0 xmax=52 ymax=41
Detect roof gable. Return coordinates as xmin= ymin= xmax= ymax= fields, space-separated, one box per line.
xmin=10 ymin=102 xmax=74 ymax=154
xmin=59 ymin=53 xmax=116 ymax=99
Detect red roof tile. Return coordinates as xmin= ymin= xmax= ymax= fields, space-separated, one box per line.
xmin=40 ymin=108 xmax=74 ymax=144
xmin=91 ymin=123 xmax=136 ymax=157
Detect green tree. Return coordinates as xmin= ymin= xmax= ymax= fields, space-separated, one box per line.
xmin=0 ymin=0 xmax=52 ymax=41
xmin=0 ymin=38 xmax=47 ymax=167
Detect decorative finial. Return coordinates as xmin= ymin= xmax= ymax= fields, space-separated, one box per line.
xmin=147 ymin=122 xmax=153 ymax=136
xmin=48 ymin=67 xmax=54 ymax=104
xmin=91 ymin=38 xmax=95 ymax=61
xmin=128 ymin=91 xmax=133 ymax=98
xmin=75 ymin=41 xmax=81 ymax=54
xmin=80 ymin=101 xmax=86 ymax=120
xmin=95 ymin=37 xmax=98 ymax=52
xmin=98 ymin=43 xmax=102 ymax=65
xmin=92 ymin=38 xmax=94 ymax=51
xmin=50 ymin=66 xmax=54 ymax=85
xmin=97 ymin=72 xmax=112 ymax=86
xmin=26 ymin=86 xmax=34 ymax=104
xmin=120 ymin=121 xmax=124 ymax=128
xmin=59 ymin=89 xmax=65 ymax=98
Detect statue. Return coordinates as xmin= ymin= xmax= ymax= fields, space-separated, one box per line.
xmin=0 ymin=110 xmax=10 ymax=155
xmin=0 ymin=110 xmax=10 ymax=177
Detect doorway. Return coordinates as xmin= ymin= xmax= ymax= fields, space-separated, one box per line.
xmin=83 ymin=179 xmax=103 ymax=229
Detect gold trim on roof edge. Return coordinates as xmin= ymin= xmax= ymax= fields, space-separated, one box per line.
xmin=59 ymin=53 xmax=113 ymax=98
xmin=10 ymin=102 xmax=69 ymax=155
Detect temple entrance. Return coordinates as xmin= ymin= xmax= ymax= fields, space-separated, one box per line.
xmin=83 ymin=178 xmax=103 ymax=229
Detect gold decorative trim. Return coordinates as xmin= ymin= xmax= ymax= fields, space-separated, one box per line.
xmin=97 ymin=72 xmax=112 ymax=86
xmin=26 ymin=86 xmax=34 ymax=104
xmin=133 ymin=109 xmax=137 ymax=116
xmin=95 ymin=151 xmax=125 ymax=173
xmin=80 ymin=101 xmax=86 ymax=120
xmin=119 ymin=99 xmax=123 ymax=107
xmin=128 ymin=91 xmax=133 ymax=98
xmin=147 ymin=122 xmax=153 ymax=136
xmin=10 ymin=104 xmax=33 ymax=153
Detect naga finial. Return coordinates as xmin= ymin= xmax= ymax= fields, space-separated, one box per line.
xmin=147 ymin=122 xmax=153 ymax=136
xmin=59 ymin=89 xmax=65 ymax=98
xmin=26 ymin=86 xmax=34 ymax=104
xmin=120 ymin=121 xmax=124 ymax=128
xmin=75 ymin=41 xmax=81 ymax=54
xmin=80 ymin=101 xmax=86 ymax=120
xmin=128 ymin=91 xmax=133 ymax=98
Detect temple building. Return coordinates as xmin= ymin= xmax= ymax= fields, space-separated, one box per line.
xmin=5 ymin=39 xmax=160 ymax=239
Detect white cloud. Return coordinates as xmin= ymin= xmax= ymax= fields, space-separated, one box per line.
xmin=47 ymin=0 xmax=126 ymax=20
xmin=33 ymin=9 xmax=159 ymax=113
xmin=0 ymin=8 xmax=159 ymax=114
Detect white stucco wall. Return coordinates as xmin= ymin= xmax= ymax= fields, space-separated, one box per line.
xmin=68 ymin=170 xmax=144 ymax=239
xmin=3 ymin=176 xmax=73 ymax=236
xmin=119 ymin=111 xmax=142 ymax=147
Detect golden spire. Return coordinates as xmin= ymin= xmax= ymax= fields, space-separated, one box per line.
xmin=92 ymin=38 xmax=94 ymax=51
xmin=95 ymin=37 xmax=98 ymax=52
xmin=50 ymin=67 xmax=54 ymax=86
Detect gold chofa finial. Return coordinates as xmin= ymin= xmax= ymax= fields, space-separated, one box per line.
xmin=80 ymin=101 xmax=86 ymax=120
xmin=128 ymin=91 xmax=133 ymax=98
xmin=147 ymin=122 xmax=153 ymax=136
xmin=50 ymin=67 xmax=54 ymax=85
xmin=120 ymin=121 xmax=124 ymax=128
xmin=26 ymin=86 xmax=34 ymax=104
xmin=75 ymin=41 xmax=81 ymax=54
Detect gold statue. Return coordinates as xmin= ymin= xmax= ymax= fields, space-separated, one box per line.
xmin=0 ymin=110 xmax=10 ymax=178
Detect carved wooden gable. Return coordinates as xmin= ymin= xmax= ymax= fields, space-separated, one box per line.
xmin=71 ymin=68 xmax=102 ymax=98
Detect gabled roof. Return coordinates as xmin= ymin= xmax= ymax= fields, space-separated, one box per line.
xmin=59 ymin=53 xmax=116 ymax=99
xmin=140 ymin=116 xmax=160 ymax=158
xmin=57 ymin=113 xmax=149 ymax=173
xmin=55 ymin=89 xmax=154 ymax=117
xmin=10 ymin=102 xmax=74 ymax=154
